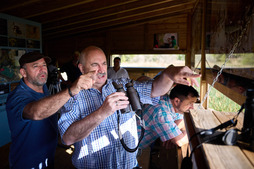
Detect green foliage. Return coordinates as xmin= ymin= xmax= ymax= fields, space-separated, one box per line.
xmin=208 ymin=87 xmax=240 ymax=112
xmin=177 ymin=54 xmax=185 ymax=60
xmin=214 ymin=54 xmax=226 ymax=62
xmin=242 ymin=53 xmax=254 ymax=66
xmin=194 ymin=78 xmax=240 ymax=113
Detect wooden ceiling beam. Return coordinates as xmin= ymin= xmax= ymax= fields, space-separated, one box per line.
xmin=31 ymin=0 xmax=141 ymax=23
xmin=43 ymin=9 xmax=191 ymax=39
xmin=43 ymin=0 xmax=195 ymax=31
xmin=0 ymin=0 xmax=95 ymax=18
xmin=0 ymin=0 xmax=41 ymax=12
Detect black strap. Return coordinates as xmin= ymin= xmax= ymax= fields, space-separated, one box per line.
xmin=117 ymin=110 xmax=145 ymax=153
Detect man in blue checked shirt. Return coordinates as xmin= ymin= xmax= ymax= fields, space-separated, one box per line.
xmin=137 ymin=83 xmax=199 ymax=151
xmin=58 ymin=46 xmax=200 ymax=169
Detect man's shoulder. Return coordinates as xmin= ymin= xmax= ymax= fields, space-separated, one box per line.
xmin=7 ymin=85 xmax=29 ymax=102
xmin=107 ymin=67 xmax=114 ymax=76
xmin=120 ymin=67 xmax=128 ymax=72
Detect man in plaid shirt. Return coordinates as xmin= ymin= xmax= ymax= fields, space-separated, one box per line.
xmin=58 ymin=46 xmax=200 ymax=169
xmin=137 ymin=84 xmax=199 ymax=149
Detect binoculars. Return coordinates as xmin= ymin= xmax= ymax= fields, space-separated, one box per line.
xmin=113 ymin=81 xmax=142 ymax=113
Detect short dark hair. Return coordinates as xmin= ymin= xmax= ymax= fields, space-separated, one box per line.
xmin=169 ymin=84 xmax=199 ymax=100
xmin=114 ymin=57 xmax=121 ymax=62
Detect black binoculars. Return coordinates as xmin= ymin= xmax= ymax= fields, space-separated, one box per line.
xmin=113 ymin=81 xmax=142 ymax=113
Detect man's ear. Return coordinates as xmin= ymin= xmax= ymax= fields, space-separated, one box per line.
xmin=78 ymin=63 xmax=84 ymax=74
xmin=173 ymin=97 xmax=181 ymax=106
xmin=20 ymin=68 xmax=26 ymax=77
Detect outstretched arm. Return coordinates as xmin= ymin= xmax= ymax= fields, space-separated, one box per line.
xmin=151 ymin=65 xmax=200 ymax=97
xmin=23 ymin=71 xmax=96 ymax=120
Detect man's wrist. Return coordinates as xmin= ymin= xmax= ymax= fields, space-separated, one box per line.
xmin=67 ymin=86 xmax=74 ymax=97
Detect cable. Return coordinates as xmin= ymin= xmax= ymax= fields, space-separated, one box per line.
xmin=117 ymin=110 xmax=145 ymax=153
xmin=188 ymin=104 xmax=244 ymax=143
xmin=182 ymin=104 xmax=245 ymax=169
xmin=181 ymin=133 xmax=227 ymax=169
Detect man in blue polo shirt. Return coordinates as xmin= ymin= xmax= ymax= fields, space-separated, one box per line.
xmin=6 ymin=52 xmax=95 ymax=169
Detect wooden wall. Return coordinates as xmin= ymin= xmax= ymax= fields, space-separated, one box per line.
xmin=44 ymin=14 xmax=189 ymax=73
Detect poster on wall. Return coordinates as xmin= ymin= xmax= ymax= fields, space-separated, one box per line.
xmin=8 ymin=38 xmax=26 ymax=47
xmin=153 ymin=33 xmax=179 ymax=50
xmin=8 ymin=21 xmax=26 ymax=38
xmin=0 ymin=48 xmax=24 ymax=83
xmin=26 ymin=24 xmax=40 ymax=40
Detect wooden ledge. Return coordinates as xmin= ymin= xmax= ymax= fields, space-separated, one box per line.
xmin=184 ymin=104 xmax=254 ymax=169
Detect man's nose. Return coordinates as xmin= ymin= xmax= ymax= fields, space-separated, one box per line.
xmin=40 ymin=65 xmax=47 ymax=72
xmin=98 ymin=65 xmax=105 ymax=72
xmin=189 ymin=104 xmax=194 ymax=109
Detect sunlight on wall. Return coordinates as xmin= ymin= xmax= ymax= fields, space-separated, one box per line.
xmin=111 ymin=54 xmax=185 ymax=68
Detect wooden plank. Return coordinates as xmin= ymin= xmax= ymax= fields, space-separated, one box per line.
xmin=42 ymin=2 xmax=194 ymax=38
xmin=212 ymin=109 xmax=244 ymax=131
xmin=203 ymin=144 xmax=253 ymax=169
xmin=200 ymin=80 xmax=208 ymax=109
xmin=43 ymin=10 xmax=191 ymax=39
xmin=185 ymin=13 xmax=192 ymax=68
xmin=206 ymin=71 xmax=246 ymax=106
xmin=200 ymin=0 xmax=208 ymax=109
xmin=0 ymin=0 xmax=95 ymax=17
xmin=189 ymin=104 xmax=254 ymax=169
xmin=242 ymin=149 xmax=254 ymax=166
xmin=137 ymin=147 xmax=151 ymax=169
xmin=184 ymin=111 xmax=209 ymax=169
xmin=42 ymin=0 xmax=194 ymax=30
xmin=212 ymin=110 xmax=254 ymax=167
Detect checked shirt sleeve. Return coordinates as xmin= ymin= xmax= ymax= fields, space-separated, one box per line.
xmin=153 ymin=106 xmax=182 ymax=142
xmin=58 ymin=97 xmax=80 ymax=144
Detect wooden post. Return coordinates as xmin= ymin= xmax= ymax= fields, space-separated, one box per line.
xmin=105 ymin=31 xmax=112 ymax=66
xmin=200 ymin=0 xmax=208 ymax=108
xmin=185 ymin=14 xmax=192 ymax=68
xmin=144 ymin=24 xmax=149 ymax=51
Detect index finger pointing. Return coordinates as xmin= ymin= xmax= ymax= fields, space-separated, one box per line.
xmin=87 ymin=70 xmax=97 ymax=79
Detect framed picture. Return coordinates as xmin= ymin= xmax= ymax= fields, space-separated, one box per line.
xmin=153 ymin=33 xmax=179 ymax=50
xmin=8 ymin=21 xmax=26 ymax=38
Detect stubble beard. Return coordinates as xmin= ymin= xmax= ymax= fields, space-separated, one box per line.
xmin=27 ymin=72 xmax=48 ymax=86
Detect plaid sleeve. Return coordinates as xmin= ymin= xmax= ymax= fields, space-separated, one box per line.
xmin=134 ymin=80 xmax=160 ymax=105
xmin=153 ymin=107 xmax=182 ymax=142
xmin=58 ymin=97 xmax=80 ymax=144
xmin=175 ymin=113 xmax=184 ymax=120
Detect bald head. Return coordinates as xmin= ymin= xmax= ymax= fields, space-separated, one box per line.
xmin=78 ymin=46 xmax=108 ymax=90
xmin=79 ymin=46 xmax=104 ymax=65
